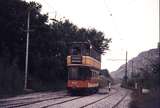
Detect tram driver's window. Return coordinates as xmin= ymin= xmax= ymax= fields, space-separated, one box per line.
xmin=72 ymin=47 xmax=81 ymax=55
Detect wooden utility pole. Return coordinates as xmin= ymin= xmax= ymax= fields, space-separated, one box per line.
xmin=125 ymin=51 xmax=128 ymax=84
xmin=24 ymin=10 xmax=30 ymax=90
xmin=131 ymin=60 xmax=134 ymax=77
xmin=158 ymin=34 xmax=160 ymax=85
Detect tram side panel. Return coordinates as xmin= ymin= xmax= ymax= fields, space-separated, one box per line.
xmin=67 ymin=56 xmax=100 ymax=91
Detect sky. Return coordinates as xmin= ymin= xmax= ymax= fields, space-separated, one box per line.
xmin=25 ymin=0 xmax=159 ymax=72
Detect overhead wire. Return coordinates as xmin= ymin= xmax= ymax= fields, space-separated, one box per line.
xmin=103 ymin=0 xmax=127 ymax=62
xmin=103 ymin=0 xmax=122 ymax=38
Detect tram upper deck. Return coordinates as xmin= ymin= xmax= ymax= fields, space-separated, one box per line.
xmin=67 ymin=42 xmax=101 ymax=70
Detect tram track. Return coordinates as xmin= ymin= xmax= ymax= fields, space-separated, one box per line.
xmin=112 ymin=91 xmax=129 ymax=108
xmin=80 ymin=89 xmax=119 ymax=108
xmin=40 ymin=96 xmax=85 ymax=108
xmin=0 ymin=94 xmax=68 ymax=108
xmin=0 ymin=90 xmax=66 ymax=103
xmin=0 ymin=93 xmax=61 ymax=104
xmin=83 ymin=89 xmax=129 ymax=108
xmin=41 ymin=88 xmax=119 ymax=108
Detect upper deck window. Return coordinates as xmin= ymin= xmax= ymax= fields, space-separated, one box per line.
xmin=72 ymin=47 xmax=81 ymax=55
xmin=68 ymin=42 xmax=101 ymax=61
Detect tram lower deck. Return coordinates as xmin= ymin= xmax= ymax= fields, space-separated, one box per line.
xmin=67 ymin=66 xmax=99 ymax=93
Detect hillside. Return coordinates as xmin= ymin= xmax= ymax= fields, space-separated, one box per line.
xmin=111 ymin=48 xmax=159 ymax=80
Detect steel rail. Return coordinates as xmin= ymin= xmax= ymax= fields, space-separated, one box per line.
xmin=0 ymin=95 xmax=68 ymax=108
xmin=80 ymin=88 xmax=119 ymax=108
xmin=112 ymin=91 xmax=129 ymax=108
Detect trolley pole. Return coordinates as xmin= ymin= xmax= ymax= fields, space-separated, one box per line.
xmin=24 ymin=10 xmax=30 ymax=90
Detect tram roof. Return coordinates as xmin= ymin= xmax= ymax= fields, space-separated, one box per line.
xmin=69 ymin=41 xmax=102 ymax=54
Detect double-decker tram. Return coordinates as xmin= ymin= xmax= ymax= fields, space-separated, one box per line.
xmin=67 ymin=42 xmax=101 ymax=94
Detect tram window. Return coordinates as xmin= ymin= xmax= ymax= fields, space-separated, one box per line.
xmin=68 ymin=67 xmax=78 ymax=80
xmin=95 ymin=72 xmax=98 ymax=77
xmin=94 ymin=72 xmax=96 ymax=77
xmin=79 ymin=68 xmax=91 ymax=80
xmin=92 ymin=71 xmax=94 ymax=77
xmin=72 ymin=47 xmax=81 ymax=55
xmin=86 ymin=48 xmax=90 ymax=56
xmin=82 ymin=48 xmax=89 ymax=56
xmin=84 ymin=46 xmax=90 ymax=56
xmin=68 ymin=67 xmax=92 ymax=80
xmin=91 ymin=70 xmax=99 ymax=77
xmin=68 ymin=49 xmax=72 ymax=55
